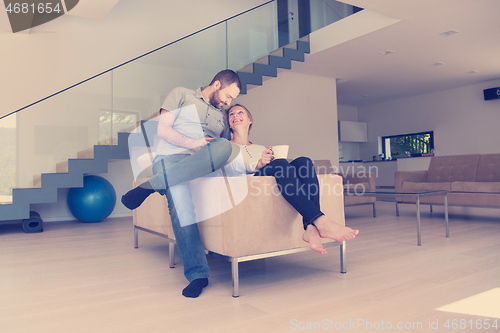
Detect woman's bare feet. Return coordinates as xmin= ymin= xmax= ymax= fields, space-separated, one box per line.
xmin=302 ymin=224 xmax=328 ymax=254
xmin=313 ymin=215 xmax=359 ymax=241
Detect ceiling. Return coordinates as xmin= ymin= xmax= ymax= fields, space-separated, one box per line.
xmin=65 ymin=0 xmax=121 ymax=20
xmin=2 ymin=0 xmax=498 ymax=108
xmin=291 ymin=0 xmax=500 ymax=106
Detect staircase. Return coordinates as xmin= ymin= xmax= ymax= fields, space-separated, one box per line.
xmin=0 ymin=39 xmax=310 ymax=231
xmin=237 ymin=39 xmax=310 ymax=94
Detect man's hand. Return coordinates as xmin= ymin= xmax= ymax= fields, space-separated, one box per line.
xmin=192 ymin=137 xmax=216 ymax=152
xmin=158 ymin=108 xmax=214 ymax=151
xmin=256 ymin=147 xmax=274 ymax=170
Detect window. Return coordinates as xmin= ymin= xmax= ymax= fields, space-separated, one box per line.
xmin=382 ymin=131 xmax=434 ymax=159
xmin=99 ymin=110 xmax=139 ymax=145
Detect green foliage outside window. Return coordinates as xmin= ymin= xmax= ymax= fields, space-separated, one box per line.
xmin=99 ymin=110 xmax=138 ymax=145
xmin=383 ymin=131 xmax=434 ymax=158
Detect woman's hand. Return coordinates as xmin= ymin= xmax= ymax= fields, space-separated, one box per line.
xmin=256 ymin=147 xmax=274 ymax=169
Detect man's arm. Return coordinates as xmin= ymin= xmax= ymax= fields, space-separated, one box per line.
xmin=157 ymin=109 xmax=214 ymax=151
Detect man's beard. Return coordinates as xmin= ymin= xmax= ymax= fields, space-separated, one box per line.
xmin=209 ymin=88 xmax=222 ymax=109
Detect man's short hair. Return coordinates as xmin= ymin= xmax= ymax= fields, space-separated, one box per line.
xmin=210 ymin=69 xmax=242 ymax=91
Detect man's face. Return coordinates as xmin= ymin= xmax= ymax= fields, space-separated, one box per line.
xmin=209 ymin=82 xmax=240 ymax=109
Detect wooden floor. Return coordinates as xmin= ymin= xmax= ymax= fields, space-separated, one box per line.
xmin=1 ymin=201 xmax=499 ymax=333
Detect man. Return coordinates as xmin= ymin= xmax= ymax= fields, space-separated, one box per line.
xmin=122 ymin=69 xmax=241 ymax=298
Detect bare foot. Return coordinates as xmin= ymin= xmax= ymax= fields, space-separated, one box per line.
xmin=302 ymin=224 xmax=328 ymax=254
xmin=314 ymin=215 xmax=359 ymax=241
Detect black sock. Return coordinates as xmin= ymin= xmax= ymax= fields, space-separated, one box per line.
xmin=121 ymin=181 xmax=155 ymax=210
xmin=182 ymin=278 xmax=209 ymax=298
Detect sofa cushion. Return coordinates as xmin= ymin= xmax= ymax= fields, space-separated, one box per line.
xmin=313 ymin=160 xmax=335 ymax=175
xmin=476 ymin=154 xmax=500 ymax=182
xmin=402 ymin=182 xmax=451 ymax=191
xmin=426 ymin=154 xmax=480 ymax=183
xmin=447 ymin=192 xmax=500 ymax=207
xmin=451 ymin=181 xmax=500 ymax=193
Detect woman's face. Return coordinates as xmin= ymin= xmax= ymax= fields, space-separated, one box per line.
xmin=228 ymin=106 xmax=252 ymax=132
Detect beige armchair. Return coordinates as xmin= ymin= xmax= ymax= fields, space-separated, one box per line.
xmin=343 ymin=172 xmax=376 ymax=217
xmin=132 ymin=160 xmax=346 ymax=297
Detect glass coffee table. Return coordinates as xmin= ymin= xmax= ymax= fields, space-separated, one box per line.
xmin=345 ymin=189 xmax=449 ymax=246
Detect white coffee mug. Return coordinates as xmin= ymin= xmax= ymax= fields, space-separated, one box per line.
xmin=272 ymin=145 xmax=289 ymax=159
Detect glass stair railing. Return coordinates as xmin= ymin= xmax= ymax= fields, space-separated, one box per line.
xmin=0 ymin=0 xmax=361 ymax=230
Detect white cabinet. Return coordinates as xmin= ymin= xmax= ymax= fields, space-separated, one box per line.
xmin=338 ymin=120 xmax=367 ymax=142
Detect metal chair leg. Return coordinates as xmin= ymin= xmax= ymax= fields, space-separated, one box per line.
xmin=169 ymin=240 xmax=175 ymax=268
xmin=231 ymin=258 xmax=239 ymax=297
xmin=340 ymin=241 xmax=346 ymax=273
xmin=134 ymin=226 xmax=138 ymax=249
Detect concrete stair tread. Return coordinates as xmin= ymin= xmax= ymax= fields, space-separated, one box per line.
xmin=56 ymin=161 xmax=69 ymax=173
xmin=77 ymin=147 xmax=95 ymax=159
xmin=0 ymin=197 xmax=13 ymax=204
xmin=239 ymin=63 xmax=254 ymax=73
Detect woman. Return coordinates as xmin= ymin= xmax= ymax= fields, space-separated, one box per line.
xmin=227 ymin=104 xmax=359 ymax=254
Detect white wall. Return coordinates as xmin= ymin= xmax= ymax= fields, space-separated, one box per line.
xmin=235 ymin=70 xmax=339 ymax=167
xmin=337 ymin=104 xmax=358 ymax=121
xmin=0 ymin=0 xmax=268 ymax=119
xmin=358 ymin=79 xmax=500 ymax=162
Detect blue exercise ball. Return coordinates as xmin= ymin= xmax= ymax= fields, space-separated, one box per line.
xmin=67 ymin=175 xmax=116 ymax=222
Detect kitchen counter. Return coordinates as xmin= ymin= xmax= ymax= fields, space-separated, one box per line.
xmin=339 ymin=160 xmax=397 ymax=187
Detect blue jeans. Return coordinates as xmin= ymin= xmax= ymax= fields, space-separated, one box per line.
xmin=149 ymin=138 xmax=233 ymax=193
xmin=151 ymin=138 xmax=232 ymax=282
xmin=254 ymin=157 xmax=323 ymax=229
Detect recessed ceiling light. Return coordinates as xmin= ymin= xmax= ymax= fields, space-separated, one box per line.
xmin=440 ymin=30 xmax=459 ymax=37
xmin=468 ymin=70 xmax=479 ymax=74
xmin=430 ymin=62 xmax=445 ymax=67
xmin=378 ymin=50 xmax=394 ymax=55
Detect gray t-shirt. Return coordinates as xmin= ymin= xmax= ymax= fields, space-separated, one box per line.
xmin=155 ymin=87 xmax=231 ymax=155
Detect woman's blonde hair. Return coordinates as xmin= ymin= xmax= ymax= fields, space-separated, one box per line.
xmin=227 ymin=104 xmax=253 ymax=133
